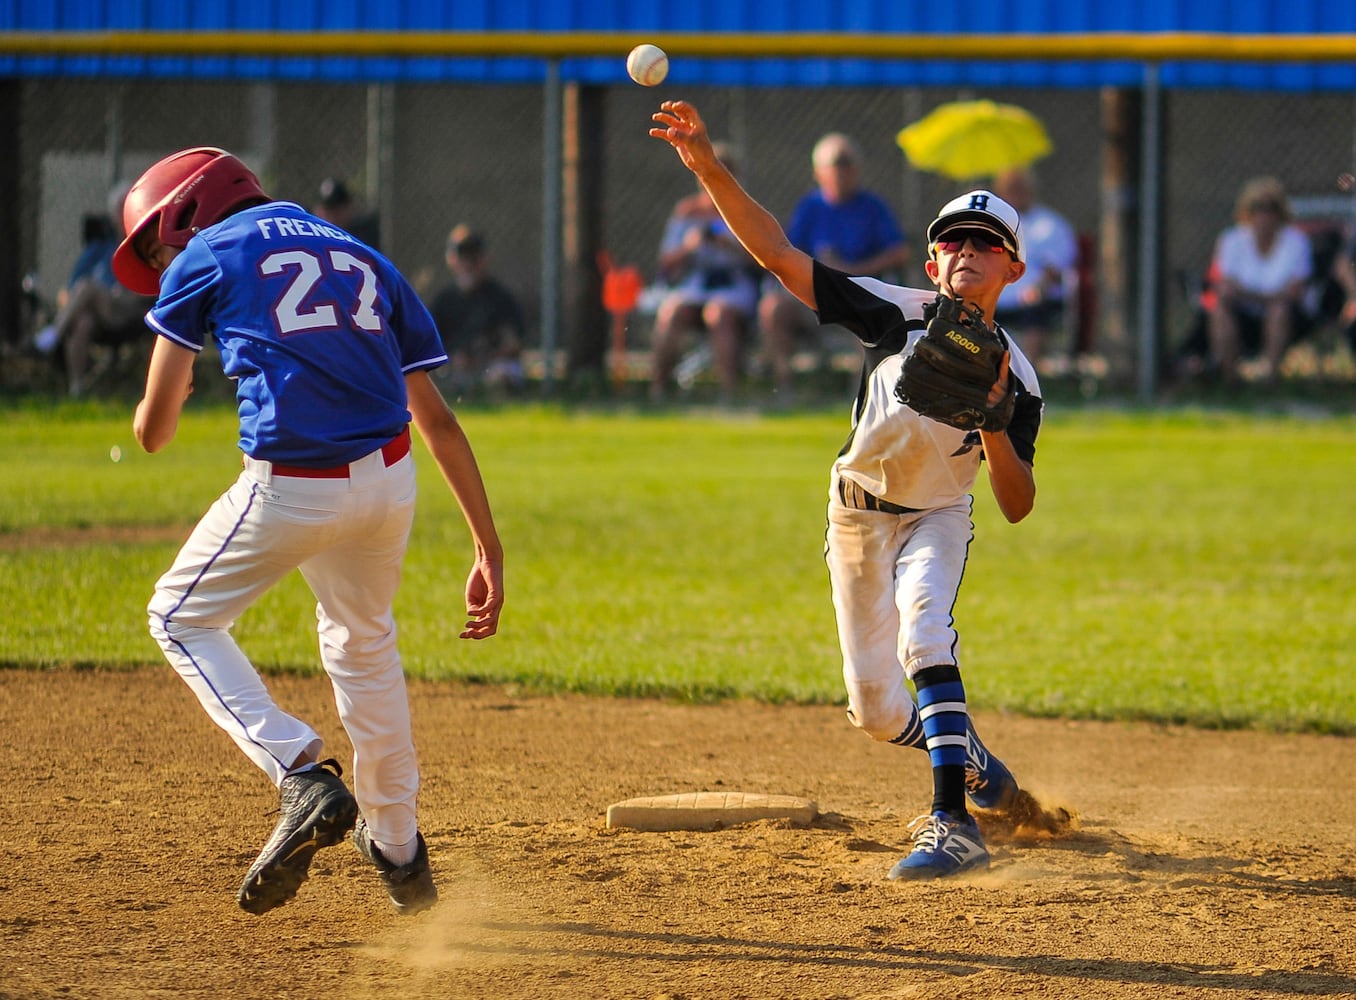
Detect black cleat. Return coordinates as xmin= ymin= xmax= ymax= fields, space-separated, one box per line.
xmin=237 ymin=758 xmax=358 ymax=915
xmin=352 ymin=817 xmax=438 ymax=915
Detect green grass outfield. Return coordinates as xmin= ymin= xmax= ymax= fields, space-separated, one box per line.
xmin=3 ymin=399 xmax=1354 ymax=734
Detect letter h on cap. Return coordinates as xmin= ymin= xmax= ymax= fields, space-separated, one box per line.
xmin=968 ymin=194 xmax=990 ymax=210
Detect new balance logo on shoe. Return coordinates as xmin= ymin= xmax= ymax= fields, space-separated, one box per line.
xmin=964 ymin=719 xmax=1019 ymax=811
xmin=888 ymin=811 xmax=990 ymax=881
xmin=941 ymin=831 xmax=985 ymax=866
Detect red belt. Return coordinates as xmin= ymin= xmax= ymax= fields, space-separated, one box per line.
xmin=269 ymin=427 xmax=411 ymax=479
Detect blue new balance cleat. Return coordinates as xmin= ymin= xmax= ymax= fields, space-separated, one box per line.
xmin=964 ymin=718 xmax=1019 ymax=810
xmin=888 ymin=811 xmax=990 ymax=881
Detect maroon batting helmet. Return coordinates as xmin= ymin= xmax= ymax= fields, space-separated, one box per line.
xmin=113 ymin=147 xmax=269 ymax=295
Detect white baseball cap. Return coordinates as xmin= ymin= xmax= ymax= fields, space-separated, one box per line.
xmin=926 ymin=190 xmax=1025 ymax=262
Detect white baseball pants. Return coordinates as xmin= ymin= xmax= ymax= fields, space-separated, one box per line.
xmin=825 ymin=495 xmax=974 ymax=742
xmin=147 ymin=443 xmax=421 ymax=848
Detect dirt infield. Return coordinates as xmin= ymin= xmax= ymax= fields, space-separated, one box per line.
xmin=4 ymin=667 xmax=1356 ymax=1000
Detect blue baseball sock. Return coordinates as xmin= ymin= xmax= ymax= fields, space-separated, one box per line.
xmin=888 ymin=706 xmax=927 ymax=749
xmin=914 ymin=665 xmax=969 ymax=818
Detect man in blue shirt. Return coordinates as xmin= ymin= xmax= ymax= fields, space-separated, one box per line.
xmin=757 ymin=132 xmax=911 ymax=402
xmin=40 ymin=185 xmax=155 ymax=396
xmin=113 ymin=147 xmax=504 ymax=918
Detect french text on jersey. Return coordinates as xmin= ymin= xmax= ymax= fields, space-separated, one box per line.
xmin=254 ymin=215 xmax=361 ymax=244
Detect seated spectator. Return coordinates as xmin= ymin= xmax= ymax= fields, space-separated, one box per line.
xmin=312 ymin=176 xmax=382 ymax=249
xmin=757 ymin=132 xmax=910 ymax=401
xmin=1331 ymin=226 xmax=1356 ymax=355
xmin=38 ymin=182 xmax=155 ymax=397
xmin=649 ymin=142 xmax=759 ymax=404
xmin=428 ymin=224 xmax=527 ymax=398
xmin=1174 ymin=229 xmax=1345 ymax=384
xmin=1206 ymin=176 xmax=1311 ymax=384
xmin=1169 ymin=259 xmax=1222 ymax=382
xmin=992 ymin=167 xmax=1078 ymax=368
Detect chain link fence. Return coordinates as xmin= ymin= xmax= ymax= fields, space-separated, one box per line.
xmin=7 ymin=74 xmax=1355 ymax=397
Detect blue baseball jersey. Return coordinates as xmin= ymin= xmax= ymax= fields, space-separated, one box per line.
xmin=145 ymin=202 xmax=448 ymax=466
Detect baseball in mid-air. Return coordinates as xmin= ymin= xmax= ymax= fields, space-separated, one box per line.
xmin=627 ymin=44 xmax=669 ymax=87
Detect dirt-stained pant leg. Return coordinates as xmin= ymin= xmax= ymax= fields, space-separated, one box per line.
xmin=826 ymin=499 xmax=972 ymax=742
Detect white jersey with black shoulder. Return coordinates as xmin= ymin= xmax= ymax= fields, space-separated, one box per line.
xmin=811 ymin=261 xmax=1043 ymax=511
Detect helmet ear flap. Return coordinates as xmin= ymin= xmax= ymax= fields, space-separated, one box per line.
xmin=165 ymin=198 xmax=199 ymax=238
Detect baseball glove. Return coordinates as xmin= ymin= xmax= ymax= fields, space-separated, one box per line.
xmin=893 ymin=295 xmax=1016 ymax=432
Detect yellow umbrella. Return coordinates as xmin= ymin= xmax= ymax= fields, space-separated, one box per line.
xmin=897 ymin=100 xmax=1052 ymax=181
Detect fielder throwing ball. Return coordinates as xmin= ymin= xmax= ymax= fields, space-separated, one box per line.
xmin=650 ymin=101 xmax=1041 ymax=879
xmin=113 ymin=148 xmax=505 ymax=914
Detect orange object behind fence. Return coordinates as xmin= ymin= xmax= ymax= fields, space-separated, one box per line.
xmin=599 ymin=251 xmax=644 ymax=387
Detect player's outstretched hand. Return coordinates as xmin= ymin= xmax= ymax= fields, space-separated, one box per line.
xmin=461 ymin=558 xmax=504 ymax=640
xmin=649 ymin=100 xmax=718 ymax=175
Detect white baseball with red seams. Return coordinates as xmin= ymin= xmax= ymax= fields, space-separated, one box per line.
xmin=627 ymin=44 xmax=669 ymax=87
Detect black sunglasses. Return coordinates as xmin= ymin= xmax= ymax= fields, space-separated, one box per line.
xmin=932 ymin=229 xmax=1010 ymax=255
